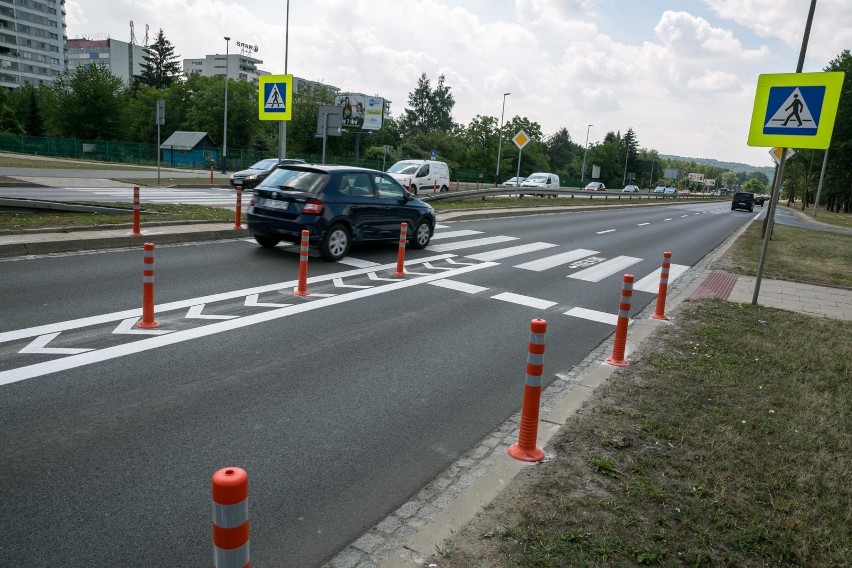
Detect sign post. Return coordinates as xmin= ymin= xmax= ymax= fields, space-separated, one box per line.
xmin=155 ymin=99 xmax=165 ymax=187
xmin=512 ymin=131 xmax=530 ymax=194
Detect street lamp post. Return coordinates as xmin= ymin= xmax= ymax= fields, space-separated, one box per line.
xmin=494 ymin=92 xmax=510 ymax=186
xmin=581 ymin=124 xmax=592 ymax=184
xmin=221 ymin=36 xmax=230 ymax=173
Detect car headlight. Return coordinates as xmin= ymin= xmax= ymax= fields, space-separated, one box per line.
xmin=245 ymin=174 xmax=258 ymax=180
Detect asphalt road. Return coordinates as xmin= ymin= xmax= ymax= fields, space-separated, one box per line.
xmin=0 ymin=201 xmax=754 ymax=566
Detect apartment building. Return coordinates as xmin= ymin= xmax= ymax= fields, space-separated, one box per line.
xmin=0 ymin=0 xmax=66 ymax=89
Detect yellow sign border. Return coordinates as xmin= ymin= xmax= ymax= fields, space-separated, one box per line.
xmin=747 ymin=71 xmax=845 ymax=149
xmin=258 ymin=74 xmax=293 ymax=121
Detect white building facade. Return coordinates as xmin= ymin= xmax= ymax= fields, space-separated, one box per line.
xmin=66 ymin=37 xmax=147 ymax=86
xmin=0 ymin=0 xmax=66 ymax=89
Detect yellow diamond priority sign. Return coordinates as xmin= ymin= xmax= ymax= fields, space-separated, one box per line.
xmin=747 ymin=72 xmax=844 ymax=149
xmin=512 ymin=130 xmax=530 ymax=150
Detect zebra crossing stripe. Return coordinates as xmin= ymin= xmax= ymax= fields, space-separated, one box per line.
xmin=430 ymin=229 xmax=483 ymax=240
xmin=492 ymin=292 xmax=557 ymax=310
xmin=429 ymin=279 xmax=488 ymax=294
xmin=564 ymin=307 xmax=618 ymax=325
xmin=632 ymin=264 xmax=690 ymax=293
xmin=514 ymin=248 xmax=599 ymax=272
xmin=465 ymin=242 xmax=557 ymax=261
xmin=428 ymin=235 xmax=519 ymax=252
xmin=568 ymin=256 xmax=642 ymax=282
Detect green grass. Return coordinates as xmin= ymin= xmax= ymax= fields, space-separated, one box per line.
xmin=0 ymin=155 xmax=153 ymax=170
xmin=0 ymin=202 xmax=233 ymax=232
xmin=433 ymin=301 xmax=852 ymax=567
xmin=716 ymin=222 xmax=852 ymax=288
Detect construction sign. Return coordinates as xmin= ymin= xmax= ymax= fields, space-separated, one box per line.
xmin=747 ymin=72 xmax=844 ymax=149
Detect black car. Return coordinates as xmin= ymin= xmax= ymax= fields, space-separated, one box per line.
xmin=754 ymin=194 xmax=765 ymax=207
xmin=247 ymin=165 xmax=436 ymax=261
xmin=731 ymin=191 xmax=755 ymax=212
xmin=229 ymin=158 xmax=306 ymax=189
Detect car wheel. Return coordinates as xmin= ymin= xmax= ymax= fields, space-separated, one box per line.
xmin=440 ymin=185 xmax=448 ymax=193
xmin=749 ymin=206 xmax=754 ymax=212
xmin=409 ymin=185 xmax=418 ymax=196
xmin=410 ymin=219 xmax=432 ymax=249
xmin=254 ymin=235 xmax=280 ymax=248
xmin=320 ymin=224 xmax=350 ymax=261
xmin=731 ymin=205 xmax=735 ymax=210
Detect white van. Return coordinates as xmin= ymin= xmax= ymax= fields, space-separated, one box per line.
xmin=387 ymin=159 xmax=451 ymax=195
xmin=520 ymin=172 xmax=560 ymax=190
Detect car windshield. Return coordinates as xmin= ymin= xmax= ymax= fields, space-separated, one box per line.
xmin=260 ymin=168 xmax=327 ymax=193
xmin=388 ymin=162 xmax=420 ymax=175
xmin=526 ymin=174 xmax=546 ymax=182
xmin=248 ymin=159 xmax=279 ymax=170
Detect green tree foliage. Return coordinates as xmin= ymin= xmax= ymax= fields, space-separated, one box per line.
xmin=42 ymin=64 xmax=127 ymax=139
xmin=0 ymin=87 xmax=23 ymax=134
xmin=137 ymin=29 xmax=182 ymax=89
xmin=544 ymin=128 xmax=581 ymax=179
xmin=398 ymin=73 xmax=456 ymax=137
xmin=743 ymin=178 xmax=766 ymax=193
xmin=6 ymin=84 xmax=43 ymax=135
xmin=819 ymin=49 xmax=851 ymax=212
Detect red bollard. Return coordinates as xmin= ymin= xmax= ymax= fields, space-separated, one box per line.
xmin=212 ymin=467 xmax=250 ymax=568
xmin=209 ymin=165 xmax=214 ymax=187
xmin=136 ymin=242 xmax=160 ymax=329
xmin=233 ymin=185 xmax=243 ymax=229
xmin=407 ymin=180 xmax=412 ymax=194
xmin=605 ymin=274 xmax=634 ymax=367
xmin=650 ymin=252 xmax=672 ymax=321
xmin=508 ymin=319 xmax=547 ymax=462
xmin=132 ymin=185 xmax=142 ymax=236
xmin=433 ymin=179 xmax=437 ymax=193
xmin=294 ymin=229 xmax=310 ymax=296
xmin=394 ymin=223 xmax=407 ymax=276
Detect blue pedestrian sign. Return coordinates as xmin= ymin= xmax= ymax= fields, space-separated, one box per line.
xmin=748 ymin=72 xmax=844 ymax=149
xmin=430 ymin=149 xmax=437 ymax=160
xmin=258 ymin=75 xmax=293 ymax=121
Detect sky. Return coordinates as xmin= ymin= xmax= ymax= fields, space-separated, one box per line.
xmin=65 ymin=0 xmax=851 ymax=168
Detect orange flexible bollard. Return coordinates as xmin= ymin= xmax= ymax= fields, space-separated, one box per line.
xmin=294 ymin=229 xmax=310 ymax=296
xmin=605 ymin=274 xmax=634 ymax=367
xmin=433 ymin=179 xmax=437 ymax=193
xmin=508 ymin=319 xmax=547 ymax=462
xmin=132 ymin=185 xmax=142 ymax=236
xmin=650 ymin=252 xmax=672 ymax=321
xmin=394 ymin=223 xmax=407 ymax=276
xmin=209 ymin=166 xmax=214 ymax=186
xmin=233 ymin=185 xmax=243 ymax=229
xmin=212 ymin=467 xmax=250 ymax=568
xmin=136 ymin=243 xmax=160 ymax=329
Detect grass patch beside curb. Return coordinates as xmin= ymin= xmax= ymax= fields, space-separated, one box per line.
xmin=432 ymin=300 xmax=852 ymax=567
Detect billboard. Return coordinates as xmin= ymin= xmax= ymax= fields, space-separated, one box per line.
xmin=688 ymin=172 xmax=705 ymax=182
xmin=334 ymin=94 xmax=384 ymax=130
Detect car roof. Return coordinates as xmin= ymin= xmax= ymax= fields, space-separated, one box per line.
xmin=279 ymin=164 xmax=382 ymax=174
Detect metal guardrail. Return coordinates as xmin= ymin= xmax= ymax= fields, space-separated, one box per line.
xmin=420 ymin=187 xmax=723 ymax=203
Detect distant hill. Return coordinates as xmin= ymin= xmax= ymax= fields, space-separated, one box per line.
xmin=660 ymin=155 xmax=774 ymax=178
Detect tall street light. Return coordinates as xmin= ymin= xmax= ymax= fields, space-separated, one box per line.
xmin=581 ymin=124 xmax=592 ymax=184
xmin=494 ymin=92 xmax=510 ymax=186
xmin=221 ymin=36 xmax=230 ymax=173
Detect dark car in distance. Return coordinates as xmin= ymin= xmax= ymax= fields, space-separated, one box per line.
xmin=247 ymin=164 xmax=436 ymax=261
xmin=731 ymin=191 xmax=755 ymax=212
xmin=754 ymin=194 xmax=765 ymax=207
xmin=230 ymin=158 xmax=306 ymax=189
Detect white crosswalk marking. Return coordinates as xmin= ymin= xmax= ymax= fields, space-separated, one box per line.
xmin=429 ymin=279 xmax=488 ymax=294
xmin=428 ymin=235 xmax=518 ymax=252
xmin=430 ymin=229 xmax=483 ymax=240
xmin=568 ymin=256 xmax=642 ymax=282
xmin=492 ymin=292 xmax=557 ymax=310
xmin=632 ymin=264 xmax=690 ymax=293
xmin=514 ymin=248 xmax=599 ymax=272
xmin=564 ymin=307 xmax=618 ymax=325
xmin=465 ymin=242 xmax=557 ymax=261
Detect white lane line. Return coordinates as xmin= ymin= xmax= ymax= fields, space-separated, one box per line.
xmin=664 ymin=218 xmax=672 ymax=221
xmin=336 ymin=257 xmax=381 ymax=268
xmin=245 ymin=294 xmax=292 ymax=308
xmin=433 ymin=223 xmax=451 ymax=230
xmin=19 ymin=333 xmax=94 ymax=355
xmin=681 ymin=214 xmax=689 ymax=217
xmin=568 ymin=255 xmax=642 ymax=282
xmin=428 ymin=279 xmax=488 ymax=294
xmin=465 ymin=242 xmax=557 ymax=261
xmin=632 ymin=264 xmax=691 ymax=293
xmin=564 ymin=307 xmax=618 ymax=326
xmin=428 ymin=235 xmax=519 ymax=252
xmin=0 ymin=254 xmax=457 ymax=344
xmin=637 ymin=222 xmax=650 ymax=226
xmin=430 ymin=229 xmax=483 ymax=240
xmin=491 ymin=292 xmax=557 ymax=310
xmin=186 ymin=304 xmax=239 ymax=320
xmin=0 ymin=262 xmax=499 ymax=386
xmin=333 ymin=278 xmax=373 ymax=289
xmin=596 ymin=229 xmax=616 ymax=234
xmin=112 ymin=318 xmax=174 ymax=335
xmin=514 ymin=248 xmax=599 ymax=272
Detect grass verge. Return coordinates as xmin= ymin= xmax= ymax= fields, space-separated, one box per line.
xmin=713 ymin=222 xmax=852 ymax=288
xmin=432 ymin=300 xmax=852 ymax=567
xmin=0 ymin=202 xmax=232 ymax=232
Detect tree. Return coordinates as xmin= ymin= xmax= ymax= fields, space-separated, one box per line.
xmin=42 ymin=64 xmax=127 ymax=139
xmin=398 ymin=73 xmax=456 ymax=137
xmin=544 ymin=128 xmax=580 ymax=179
xmin=7 ymin=84 xmax=43 ymax=136
xmin=821 ymin=49 xmax=852 ymax=212
xmin=0 ymin=87 xmax=23 ymax=134
xmin=137 ymin=29 xmax=182 ymax=89
xmin=743 ymin=178 xmax=765 ymax=193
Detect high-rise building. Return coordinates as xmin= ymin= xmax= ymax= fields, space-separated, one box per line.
xmin=66 ymin=37 xmax=147 ymax=86
xmin=0 ymin=0 xmax=66 ymax=89
xmin=183 ymin=53 xmax=268 ymax=87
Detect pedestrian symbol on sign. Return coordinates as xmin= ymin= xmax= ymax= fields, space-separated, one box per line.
xmin=264 ymin=84 xmax=286 ymax=113
xmin=763 ymin=86 xmax=824 ymax=136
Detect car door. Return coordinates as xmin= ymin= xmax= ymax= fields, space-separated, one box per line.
xmin=336 ymin=172 xmax=382 ymax=240
xmin=416 ymin=164 xmax=433 ymax=193
xmin=372 ymin=173 xmax=415 ymax=240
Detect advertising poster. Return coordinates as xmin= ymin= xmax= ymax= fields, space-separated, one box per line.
xmin=335 ymin=94 xmax=384 ymax=130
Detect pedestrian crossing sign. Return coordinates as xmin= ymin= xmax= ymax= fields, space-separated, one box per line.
xmin=258 ymin=75 xmax=293 ymax=121
xmin=748 ymin=72 xmax=844 ymax=149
